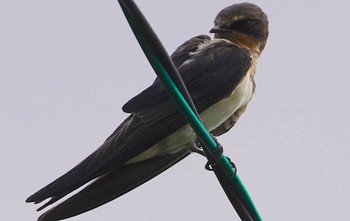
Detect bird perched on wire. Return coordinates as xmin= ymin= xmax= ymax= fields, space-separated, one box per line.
xmin=26 ymin=2 xmax=268 ymax=220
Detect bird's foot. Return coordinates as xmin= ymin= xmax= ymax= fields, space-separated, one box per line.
xmin=190 ymin=141 xmax=206 ymax=156
xmin=194 ymin=134 xmax=237 ymax=175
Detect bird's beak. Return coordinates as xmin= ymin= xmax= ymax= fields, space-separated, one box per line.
xmin=209 ymin=26 xmax=232 ymax=33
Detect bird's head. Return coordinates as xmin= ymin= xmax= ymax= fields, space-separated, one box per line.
xmin=210 ymin=3 xmax=269 ymax=55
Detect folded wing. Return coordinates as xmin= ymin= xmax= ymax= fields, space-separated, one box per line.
xmin=27 ymin=35 xmax=252 ymax=220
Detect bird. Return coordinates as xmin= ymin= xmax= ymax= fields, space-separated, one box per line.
xmin=26 ymin=2 xmax=269 ymax=221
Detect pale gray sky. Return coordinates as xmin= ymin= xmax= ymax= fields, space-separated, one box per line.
xmin=1 ymin=0 xmax=350 ymax=220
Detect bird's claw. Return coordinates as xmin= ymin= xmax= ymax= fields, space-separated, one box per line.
xmin=195 ymin=133 xmax=237 ymax=176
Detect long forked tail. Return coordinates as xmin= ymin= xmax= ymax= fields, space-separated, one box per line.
xmin=36 ymin=150 xmax=190 ymax=221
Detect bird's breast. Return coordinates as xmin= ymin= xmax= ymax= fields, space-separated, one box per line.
xmin=127 ymin=70 xmax=255 ymax=164
xmin=200 ymin=71 xmax=254 ymax=132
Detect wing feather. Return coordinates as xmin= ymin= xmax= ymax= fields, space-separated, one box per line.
xmin=27 ymin=35 xmax=252 ymax=216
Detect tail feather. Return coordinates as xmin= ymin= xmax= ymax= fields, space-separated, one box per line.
xmin=37 ymin=150 xmax=190 ymax=221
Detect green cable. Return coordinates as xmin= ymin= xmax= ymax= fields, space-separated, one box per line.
xmin=118 ymin=0 xmax=262 ymax=220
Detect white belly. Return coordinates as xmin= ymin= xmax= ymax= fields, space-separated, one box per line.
xmin=127 ymin=72 xmax=254 ymax=163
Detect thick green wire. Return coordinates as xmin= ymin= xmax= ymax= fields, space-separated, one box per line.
xmin=150 ymin=50 xmax=261 ymax=221
xmin=118 ymin=0 xmax=262 ymax=220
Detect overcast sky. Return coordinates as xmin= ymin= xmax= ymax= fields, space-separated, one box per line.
xmin=1 ymin=0 xmax=350 ymax=220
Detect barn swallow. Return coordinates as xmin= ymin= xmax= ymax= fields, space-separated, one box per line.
xmin=26 ymin=3 xmax=269 ymax=221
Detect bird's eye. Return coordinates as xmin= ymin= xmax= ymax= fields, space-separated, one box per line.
xmin=241 ymin=19 xmax=256 ymax=26
xmin=230 ymin=19 xmax=256 ymax=30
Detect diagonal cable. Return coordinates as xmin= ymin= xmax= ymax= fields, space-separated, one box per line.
xmin=118 ymin=1 xmax=262 ymax=220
